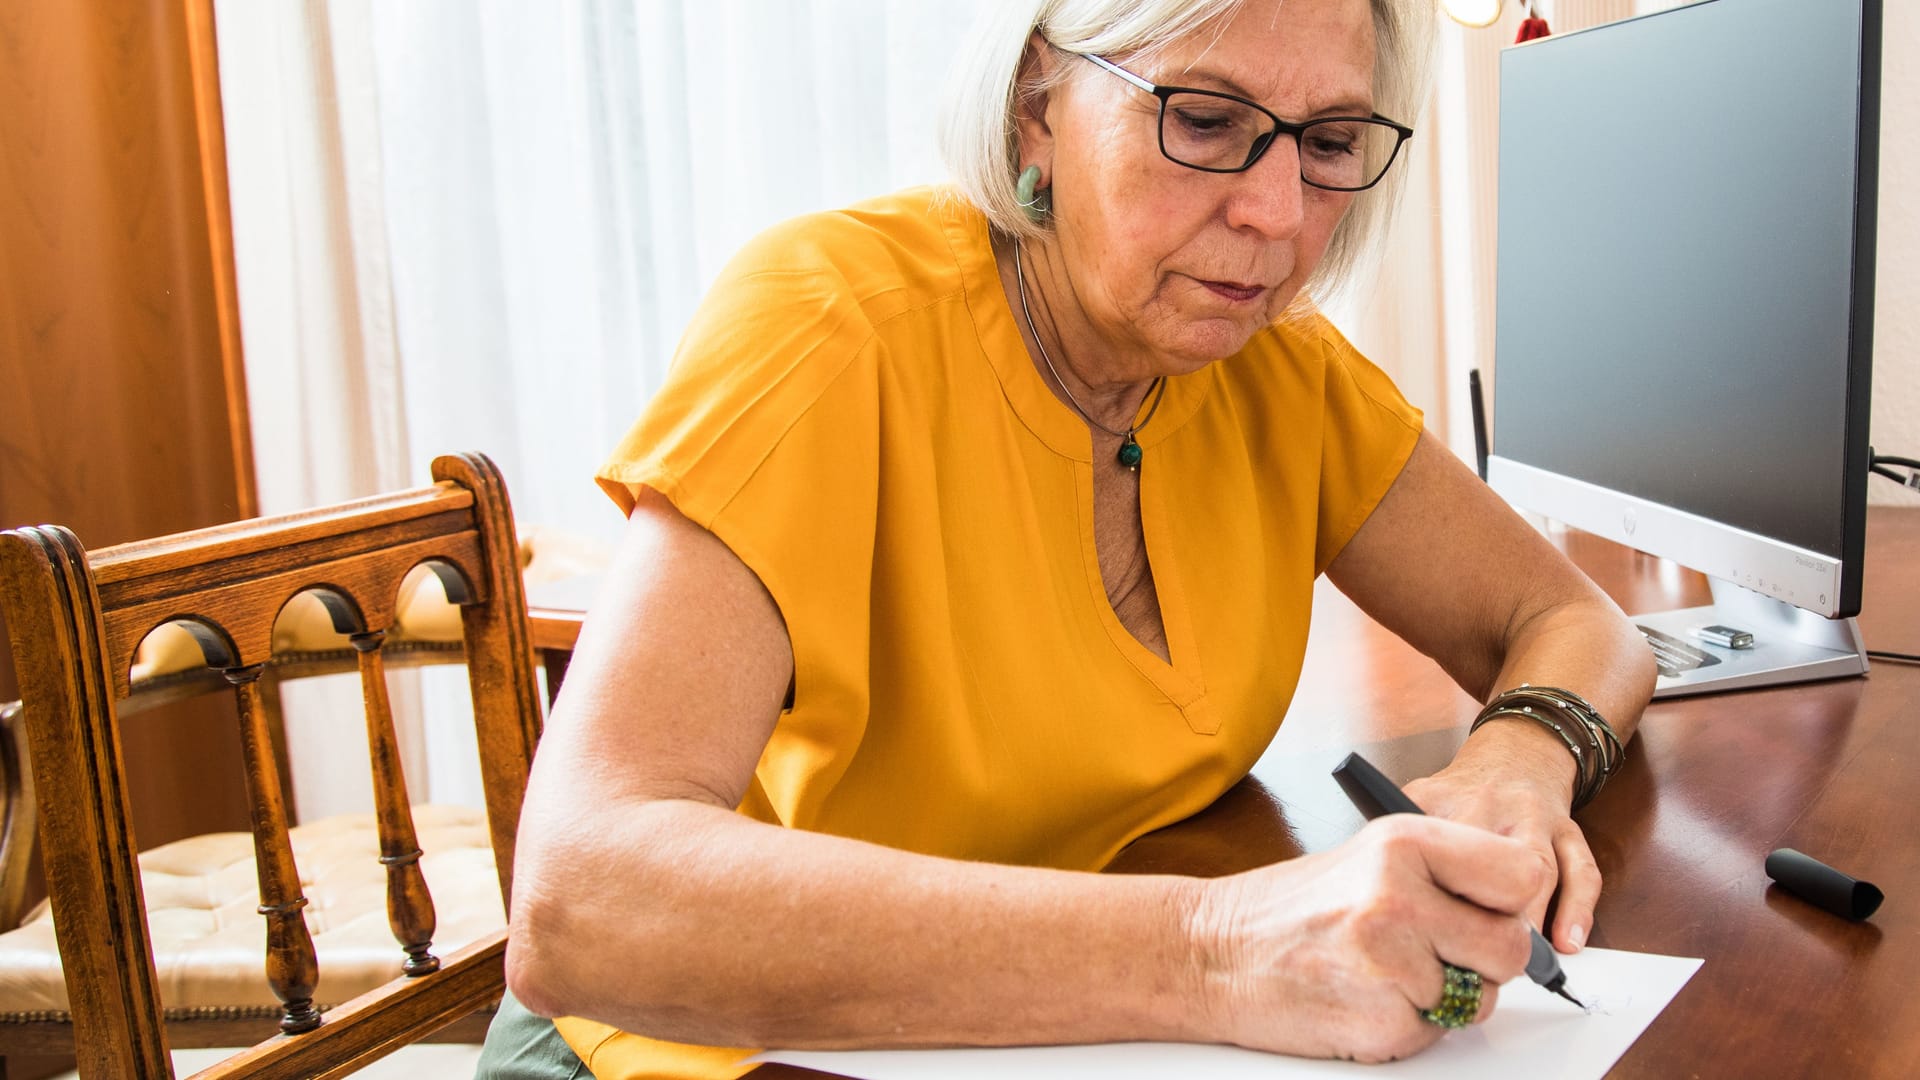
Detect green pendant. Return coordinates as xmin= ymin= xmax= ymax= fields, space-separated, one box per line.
xmin=1117 ymin=439 xmax=1143 ymax=470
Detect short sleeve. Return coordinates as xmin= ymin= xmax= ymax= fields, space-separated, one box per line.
xmin=595 ymin=225 xmax=885 ymax=813
xmin=1310 ymin=322 xmax=1425 ymax=575
xmin=596 ymin=213 xmax=879 ymax=523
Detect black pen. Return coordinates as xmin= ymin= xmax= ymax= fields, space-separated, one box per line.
xmin=1332 ymin=752 xmax=1588 ymax=1010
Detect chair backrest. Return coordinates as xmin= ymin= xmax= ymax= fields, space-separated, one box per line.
xmin=0 ymin=452 xmax=543 ymax=1079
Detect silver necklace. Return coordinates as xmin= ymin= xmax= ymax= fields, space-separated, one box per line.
xmin=1013 ymin=240 xmax=1166 ymax=471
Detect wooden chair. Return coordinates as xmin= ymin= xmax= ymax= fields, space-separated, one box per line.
xmin=0 ymin=452 xmax=543 ymax=1078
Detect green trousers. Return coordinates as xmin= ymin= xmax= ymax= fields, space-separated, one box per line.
xmin=474 ymin=988 xmax=592 ymax=1080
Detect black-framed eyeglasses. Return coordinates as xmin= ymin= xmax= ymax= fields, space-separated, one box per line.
xmin=1082 ymin=54 xmax=1413 ymax=193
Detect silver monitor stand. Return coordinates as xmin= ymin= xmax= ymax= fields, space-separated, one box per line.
xmin=1636 ymin=577 xmax=1868 ymax=699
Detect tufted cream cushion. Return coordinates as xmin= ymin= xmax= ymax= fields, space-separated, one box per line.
xmin=0 ymin=805 xmax=504 ymax=1019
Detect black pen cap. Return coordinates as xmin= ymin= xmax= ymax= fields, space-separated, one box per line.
xmin=1765 ymin=848 xmax=1884 ymax=921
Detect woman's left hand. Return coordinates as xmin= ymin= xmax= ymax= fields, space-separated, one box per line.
xmin=1403 ymin=723 xmax=1599 ymax=955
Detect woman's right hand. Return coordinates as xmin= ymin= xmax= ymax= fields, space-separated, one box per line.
xmin=1187 ymin=814 xmax=1547 ymax=1062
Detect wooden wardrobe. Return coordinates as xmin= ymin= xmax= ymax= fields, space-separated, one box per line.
xmin=0 ymin=0 xmax=258 ymax=949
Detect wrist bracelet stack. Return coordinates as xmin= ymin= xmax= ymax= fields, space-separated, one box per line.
xmin=1469 ymin=684 xmax=1624 ymax=810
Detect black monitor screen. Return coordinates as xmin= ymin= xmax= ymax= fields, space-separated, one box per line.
xmin=1493 ymin=0 xmax=1875 ymax=561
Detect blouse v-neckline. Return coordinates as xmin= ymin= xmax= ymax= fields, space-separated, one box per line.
xmin=945 ymin=205 xmax=1217 ymax=732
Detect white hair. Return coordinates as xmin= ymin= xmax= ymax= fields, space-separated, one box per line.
xmin=937 ymin=0 xmax=1434 ymax=307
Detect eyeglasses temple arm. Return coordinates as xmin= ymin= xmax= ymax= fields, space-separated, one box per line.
xmin=1082 ymin=53 xmax=1158 ymax=95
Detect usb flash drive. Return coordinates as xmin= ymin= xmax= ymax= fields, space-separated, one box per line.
xmin=1690 ymin=624 xmax=1754 ymax=649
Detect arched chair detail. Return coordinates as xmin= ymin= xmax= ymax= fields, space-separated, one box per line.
xmin=0 ymin=451 xmax=543 ymax=1079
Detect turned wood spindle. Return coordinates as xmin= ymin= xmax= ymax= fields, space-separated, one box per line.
xmin=225 ymin=664 xmax=323 ymax=1034
xmin=352 ymin=630 xmax=441 ymax=976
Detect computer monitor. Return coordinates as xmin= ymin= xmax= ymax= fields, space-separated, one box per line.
xmin=1486 ymin=0 xmax=1881 ymax=697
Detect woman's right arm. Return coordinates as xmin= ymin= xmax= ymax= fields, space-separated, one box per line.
xmin=505 ymin=487 xmax=1545 ymax=1062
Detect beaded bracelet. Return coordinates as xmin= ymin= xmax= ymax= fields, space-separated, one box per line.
xmin=1517 ymin=686 xmax=1620 ymax=805
xmin=1470 ymin=685 xmax=1624 ymax=810
xmin=1475 ymin=705 xmax=1597 ymax=799
xmin=1512 ymin=685 xmax=1624 ymax=777
xmin=1491 ymin=686 xmax=1621 ymax=808
xmin=1485 ymin=685 xmax=1624 ymax=766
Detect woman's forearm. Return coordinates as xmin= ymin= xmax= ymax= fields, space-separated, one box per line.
xmin=1449 ymin=594 xmax=1656 ymax=803
xmin=1483 ymin=594 xmax=1656 ymax=744
xmin=506 ymin=796 xmax=1214 ymax=1050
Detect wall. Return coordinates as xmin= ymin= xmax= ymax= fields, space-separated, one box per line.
xmin=1869 ymin=0 xmax=1920 ymax=506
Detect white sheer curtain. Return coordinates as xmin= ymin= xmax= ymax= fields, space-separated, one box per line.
xmin=223 ymin=0 xmax=983 ymax=548
xmin=360 ymin=0 xmax=988 ymax=547
xmin=225 ymin=1 xmax=1671 ymax=816
xmin=216 ymin=0 xmax=985 ymax=817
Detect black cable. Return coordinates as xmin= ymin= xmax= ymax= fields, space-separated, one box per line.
xmin=1469 ymin=369 xmax=1489 ymax=481
xmin=1867 ymin=650 xmax=1920 ymax=665
xmin=1862 ymin=450 xmax=1918 ymax=661
xmin=1869 ymin=447 xmax=1920 ymax=490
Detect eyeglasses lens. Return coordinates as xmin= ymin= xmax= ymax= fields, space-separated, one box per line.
xmin=1160 ymin=92 xmax=1399 ymax=190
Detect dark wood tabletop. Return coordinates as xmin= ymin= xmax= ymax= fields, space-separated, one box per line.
xmin=529 ymin=508 xmax=1920 ymax=1079
xmin=1107 ymin=507 xmax=1920 ymax=1079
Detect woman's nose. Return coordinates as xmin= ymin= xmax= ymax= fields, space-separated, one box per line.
xmin=1223 ymin=135 xmax=1308 ymax=240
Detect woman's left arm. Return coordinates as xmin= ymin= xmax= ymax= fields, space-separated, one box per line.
xmin=1324 ymin=430 xmax=1658 ymax=954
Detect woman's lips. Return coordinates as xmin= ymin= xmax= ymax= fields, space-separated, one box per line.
xmin=1199 ymin=279 xmax=1266 ymax=303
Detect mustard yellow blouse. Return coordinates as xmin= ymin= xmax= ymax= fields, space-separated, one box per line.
xmin=562 ymin=187 xmax=1422 ymax=1078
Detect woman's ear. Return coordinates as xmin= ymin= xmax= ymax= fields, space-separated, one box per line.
xmin=1012 ymin=31 xmax=1058 ymax=181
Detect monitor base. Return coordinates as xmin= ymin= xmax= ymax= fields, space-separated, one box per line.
xmin=1639 ymin=578 xmax=1868 ymax=699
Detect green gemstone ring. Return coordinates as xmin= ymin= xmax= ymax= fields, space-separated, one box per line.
xmin=1420 ymin=964 xmax=1484 ymax=1029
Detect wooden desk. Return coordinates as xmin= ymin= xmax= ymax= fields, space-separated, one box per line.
xmin=526 ymin=509 xmax=1920 ymax=1078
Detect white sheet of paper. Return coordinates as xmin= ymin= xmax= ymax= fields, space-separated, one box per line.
xmin=755 ymin=947 xmax=1701 ymax=1080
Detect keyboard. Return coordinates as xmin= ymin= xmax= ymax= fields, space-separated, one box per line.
xmin=1638 ymin=625 xmax=1723 ymax=678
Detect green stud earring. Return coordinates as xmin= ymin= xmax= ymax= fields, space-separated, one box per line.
xmin=1016 ymin=165 xmax=1050 ymax=221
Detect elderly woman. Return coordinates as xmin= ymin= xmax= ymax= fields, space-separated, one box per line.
xmin=491 ymin=0 xmax=1657 ymax=1077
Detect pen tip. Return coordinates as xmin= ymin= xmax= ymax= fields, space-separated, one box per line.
xmin=1555 ymin=985 xmax=1589 ymax=1011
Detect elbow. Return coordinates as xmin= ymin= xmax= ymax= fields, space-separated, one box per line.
xmin=503 ymin=799 xmax=695 ymax=1022
xmin=505 ymin=955 xmax=565 ymax=1021
xmin=504 ymin=797 xmax=732 ymax=1028
xmin=505 ymin=885 xmax=574 ymax=1019
xmin=506 ymin=824 xmax=623 ymax=1021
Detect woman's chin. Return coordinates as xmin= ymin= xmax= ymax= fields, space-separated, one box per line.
xmin=1153 ymin=316 xmax=1269 ymax=372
